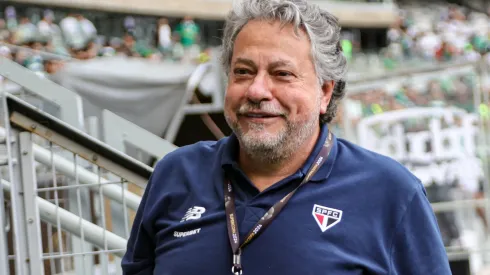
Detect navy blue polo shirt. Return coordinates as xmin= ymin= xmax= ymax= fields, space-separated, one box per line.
xmin=122 ymin=125 xmax=451 ymax=275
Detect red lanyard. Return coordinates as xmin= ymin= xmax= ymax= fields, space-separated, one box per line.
xmin=224 ymin=131 xmax=334 ymax=275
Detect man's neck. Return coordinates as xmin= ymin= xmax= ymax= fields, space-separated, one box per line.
xmin=238 ymin=126 xmax=321 ymax=192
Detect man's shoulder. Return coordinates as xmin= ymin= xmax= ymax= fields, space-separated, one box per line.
xmin=336 ymin=138 xmax=422 ymax=194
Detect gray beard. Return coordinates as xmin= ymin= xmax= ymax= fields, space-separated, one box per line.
xmin=225 ymin=114 xmax=318 ymax=165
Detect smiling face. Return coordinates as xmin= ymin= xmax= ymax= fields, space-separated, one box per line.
xmin=224 ymin=19 xmax=333 ymax=162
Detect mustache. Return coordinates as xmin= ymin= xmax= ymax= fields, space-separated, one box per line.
xmin=236 ymin=103 xmax=287 ymax=116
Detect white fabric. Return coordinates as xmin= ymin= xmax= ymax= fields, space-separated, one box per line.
xmin=37 ymin=20 xmax=51 ymax=37
xmin=51 ymin=57 xmax=198 ymax=136
xmin=158 ymin=25 xmax=172 ymax=48
xmin=60 ymin=16 xmax=84 ymax=48
xmin=417 ymin=33 xmax=441 ymax=58
xmin=80 ymin=18 xmax=97 ymax=40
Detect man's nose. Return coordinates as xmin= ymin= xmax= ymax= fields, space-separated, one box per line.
xmin=245 ymin=72 xmax=273 ymax=103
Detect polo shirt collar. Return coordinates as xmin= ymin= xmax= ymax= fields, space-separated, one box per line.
xmin=220 ymin=124 xmax=337 ymax=183
xmin=220 ymin=133 xmax=240 ymax=169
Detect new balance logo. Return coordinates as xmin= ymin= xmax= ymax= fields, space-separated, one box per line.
xmin=175 ymin=206 xmax=205 ymax=238
xmin=181 ymin=206 xmax=206 ymax=222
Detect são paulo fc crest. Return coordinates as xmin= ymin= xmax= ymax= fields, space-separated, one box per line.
xmin=312 ymin=204 xmax=342 ymax=232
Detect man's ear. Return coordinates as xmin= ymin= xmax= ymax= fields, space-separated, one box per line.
xmin=320 ymin=80 xmax=335 ymax=115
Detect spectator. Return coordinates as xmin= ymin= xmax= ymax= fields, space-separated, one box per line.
xmin=60 ymin=13 xmax=86 ymax=50
xmin=5 ymin=6 xmax=17 ymax=31
xmin=175 ymin=15 xmax=200 ymax=62
xmin=124 ymin=16 xmax=136 ymax=34
xmin=120 ymin=32 xmax=154 ymax=58
xmin=24 ymin=53 xmax=45 ymax=75
xmin=76 ymin=14 xmax=97 ymax=45
xmin=0 ymin=19 xmax=10 ymax=41
xmin=38 ymin=9 xmax=54 ymax=40
xmin=13 ymin=16 xmax=38 ymax=45
xmin=381 ymin=48 xmax=397 ymax=70
xmin=156 ymin=18 xmax=172 ymax=57
xmin=108 ymin=37 xmax=125 ymax=56
xmin=99 ymin=40 xmax=116 ymax=57
xmin=435 ymin=41 xmax=454 ymax=62
xmin=416 ymin=31 xmax=442 ymax=60
xmin=38 ymin=10 xmax=68 ymax=56
xmin=175 ymin=16 xmax=200 ymax=49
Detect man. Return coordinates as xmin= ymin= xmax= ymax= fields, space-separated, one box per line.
xmin=60 ymin=13 xmax=85 ymax=51
xmin=175 ymin=16 xmax=201 ymax=63
xmin=37 ymin=10 xmax=69 ymax=56
xmin=157 ymin=17 xmax=172 ymax=56
xmin=122 ymin=0 xmax=451 ymax=274
xmin=175 ymin=16 xmax=200 ymax=49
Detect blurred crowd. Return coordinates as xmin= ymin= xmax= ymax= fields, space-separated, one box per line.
xmin=0 ymin=6 xmax=209 ymax=77
xmin=354 ymin=74 xmax=474 ymax=116
xmin=0 ymin=3 xmax=489 ymax=80
xmin=338 ymin=4 xmax=490 ymax=73
xmin=329 ymin=71 xmax=488 ymax=248
xmin=330 ymin=71 xmax=480 ymax=136
xmin=382 ymin=4 xmax=489 ymax=69
xmin=0 ymin=3 xmax=489 ymax=77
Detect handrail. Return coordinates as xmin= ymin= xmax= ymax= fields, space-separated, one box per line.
xmin=1 ymin=180 xmax=127 ymax=257
xmin=0 ymin=125 xmax=143 ymax=210
xmin=32 ymin=142 xmax=142 ymax=210
xmin=5 ymin=93 xmax=153 ymax=185
xmin=102 ymin=109 xmax=177 ymax=162
xmin=164 ymin=62 xmax=213 ymax=143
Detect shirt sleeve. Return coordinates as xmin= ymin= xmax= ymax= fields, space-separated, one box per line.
xmin=389 ymin=184 xmax=452 ymax=275
xmin=121 ymin=171 xmax=157 ymax=274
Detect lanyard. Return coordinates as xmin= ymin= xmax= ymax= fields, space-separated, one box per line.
xmin=224 ymin=131 xmax=334 ymax=275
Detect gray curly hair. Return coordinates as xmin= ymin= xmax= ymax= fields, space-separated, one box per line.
xmin=221 ymin=0 xmax=348 ymax=124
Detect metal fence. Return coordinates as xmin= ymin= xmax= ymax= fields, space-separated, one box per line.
xmin=0 ymin=94 xmax=151 ymax=275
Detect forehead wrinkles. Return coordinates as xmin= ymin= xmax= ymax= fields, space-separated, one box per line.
xmin=234 ymin=20 xmax=310 ymax=52
xmin=232 ymin=22 xmax=312 ymax=71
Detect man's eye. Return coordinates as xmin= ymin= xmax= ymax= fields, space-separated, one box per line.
xmin=276 ymin=71 xmax=293 ymax=77
xmin=233 ymin=68 xmax=250 ymax=75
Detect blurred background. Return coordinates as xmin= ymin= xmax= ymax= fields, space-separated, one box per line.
xmin=0 ymin=0 xmax=489 ymax=274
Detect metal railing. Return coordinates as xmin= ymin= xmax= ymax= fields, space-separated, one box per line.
xmin=1 ymin=93 xmax=151 ymax=275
